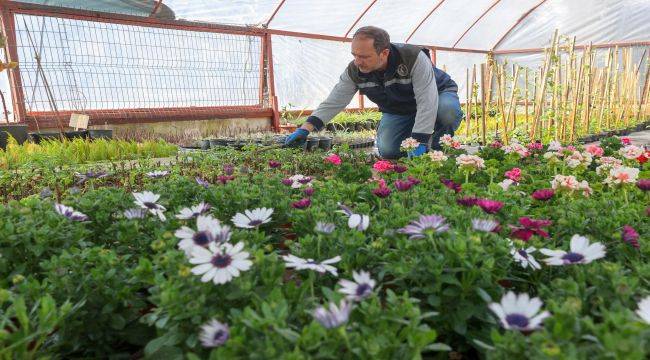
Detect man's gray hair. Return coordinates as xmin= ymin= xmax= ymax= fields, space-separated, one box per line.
xmin=353 ymin=26 xmax=390 ymax=54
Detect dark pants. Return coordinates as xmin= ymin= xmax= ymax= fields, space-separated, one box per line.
xmin=376 ymin=91 xmax=463 ymax=159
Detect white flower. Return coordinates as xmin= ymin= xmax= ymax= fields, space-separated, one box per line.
xmin=348 ymin=213 xmax=370 ymax=231
xmin=146 ymin=170 xmax=170 ymax=178
xmin=54 ymin=203 xmax=89 ymax=221
xmin=282 ymin=254 xmax=341 ymax=276
xmin=619 ymin=145 xmax=644 ymax=160
xmin=231 ymin=207 xmax=273 ymax=228
xmin=315 ymin=222 xmax=336 ymax=234
xmin=456 ymin=154 xmax=485 ymax=170
xmin=175 ymin=215 xmax=229 ymax=255
xmin=636 ymin=296 xmax=650 ymax=324
xmin=400 ymin=137 xmax=420 ymax=150
xmin=175 ymin=202 xmax=212 ymax=220
xmin=503 ymin=143 xmax=530 ymax=158
xmin=199 ymin=319 xmax=230 ymax=348
xmin=428 ymin=150 xmax=448 ymax=162
xmin=189 ymin=242 xmax=252 ymax=285
xmin=543 ymin=151 xmax=562 ymax=162
xmin=547 ymin=140 xmax=563 ymax=151
xmin=338 ymin=270 xmax=376 ymax=301
xmin=288 ymin=174 xmax=312 ymax=188
xmin=122 ymin=208 xmax=147 ymax=219
xmin=133 ymin=191 xmax=166 ymax=221
xmin=564 ymin=151 xmax=592 ymax=168
xmin=498 ymin=178 xmax=515 ymax=191
xmin=488 ymin=291 xmax=550 ymax=331
xmin=440 ymin=134 xmax=454 ymax=147
xmin=550 ymin=175 xmax=592 ymax=197
xmin=540 ymin=234 xmax=606 ymax=266
xmin=312 ymin=300 xmax=352 ymax=329
xmin=603 ymin=166 xmax=639 ymax=185
xmin=510 ymin=246 xmax=542 ymax=270
xmin=471 ymin=218 xmax=500 ymax=233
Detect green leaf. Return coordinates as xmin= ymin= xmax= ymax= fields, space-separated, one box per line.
xmin=424 ymin=343 xmax=452 ymax=352
xmin=144 ymin=331 xmax=181 ymax=357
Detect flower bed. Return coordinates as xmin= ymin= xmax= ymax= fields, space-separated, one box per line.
xmin=0 ymin=136 xmax=648 ymax=358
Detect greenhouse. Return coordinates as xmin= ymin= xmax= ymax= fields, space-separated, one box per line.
xmin=0 ymin=0 xmax=648 ymax=358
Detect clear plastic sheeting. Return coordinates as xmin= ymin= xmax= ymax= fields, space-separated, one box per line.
xmin=435 ymin=51 xmax=488 ymax=103
xmin=15 ymin=0 xmax=175 ymax=18
xmin=271 ymin=36 xmax=360 ymax=111
xmin=163 ymin=0 xmax=279 ymax=26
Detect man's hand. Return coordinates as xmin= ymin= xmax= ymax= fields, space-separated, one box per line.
xmin=409 ymin=143 xmax=428 ymax=157
xmin=284 ymin=128 xmax=310 ymax=147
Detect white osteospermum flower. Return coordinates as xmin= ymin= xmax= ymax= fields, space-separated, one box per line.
xmin=348 ymin=213 xmax=370 ymax=231
xmin=312 ymin=300 xmax=353 ymax=329
xmin=54 ymin=203 xmax=89 ymax=222
xmin=175 ymin=215 xmax=225 ymax=255
xmin=231 ymin=207 xmax=273 ymax=228
xmin=636 ymin=296 xmax=650 ymax=324
xmin=146 ymin=170 xmax=170 ymax=178
xmin=199 ymin=319 xmax=230 ymax=348
xmin=489 ymin=292 xmax=550 ymax=332
xmin=510 ymin=246 xmax=542 ymax=270
xmin=189 ymin=242 xmax=252 ymax=285
xmin=176 ymin=202 xmax=212 ymax=220
xmin=604 ymin=166 xmax=640 ymax=185
xmin=132 ymin=191 xmax=166 ymax=221
xmin=123 ymin=208 xmax=147 ymax=219
xmin=338 ymin=271 xmax=376 ymax=301
xmin=282 ymin=254 xmax=341 ymax=276
xmin=471 ymin=218 xmax=500 ymax=233
xmin=540 ymin=234 xmax=606 ymax=266
xmin=498 ymin=178 xmax=515 ymax=191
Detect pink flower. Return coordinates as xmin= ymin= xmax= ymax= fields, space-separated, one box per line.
xmin=440 ymin=178 xmax=462 ymax=193
xmin=637 ymin=179 xmax=650 ymax=191
xmin=407 ymin=176 xmax=421 ymax=186
xmin=393 ymin=164 xmax=408 ymax=173
xmin=490 ymin=141 xmax=503 ymax=149
xmin=510 ymin=217 xmax=552 ymax=242
xmin=621 ymin=225 xmax=639 ymax=249
xmin=291 ymin=198 xmax=311 ymax=209
xmin=621 ymin=137 xmax=631 ymax=145
xmin=217 ymin=175 xmax=235 ymax=184
xmin=372 ymin=186 xmax=391 ymax=198
xmin=527 ymin=142 xmax=543 ymax=151
xmin=282 ymin=178 xmax=293 ymax=186
xmin=303 ymin=187 xmax=315 ymax=197
xmin=504 ymin=168 xmax=522 ymax=182
xmin=325 ymin=154 xmax=342 ymax=165
xmin=584 ymin=144 xmax=604 ymax=157
xmin=531 ymin=189 xmax=554 ymax=201
xmin=565 ymin=145 xmax=576 ymax=152
xmin=373 ymin=160 xmax=394 ymax=173
xmin=476 ymin=199 xmax=504 ymax=214
xmin=394 ymin=179 xmax=413 ymax=192
xmin=457 ymin=196 xmax=479 ymax=207
xmin=268 ymin=160 xmax=282 ymax=168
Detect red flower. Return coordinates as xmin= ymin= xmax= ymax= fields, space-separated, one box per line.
xmin=637 ymin=153 xmax=648 ymax=164
xmin=621 ymin=137 xmax=631 ymax=145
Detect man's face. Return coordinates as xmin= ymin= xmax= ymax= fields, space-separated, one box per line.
xmin=351 ymin=37 xmax=389 ymax=73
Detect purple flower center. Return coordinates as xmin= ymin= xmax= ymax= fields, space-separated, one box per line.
xmin=143 ymin=202 xmax=158 ymax=210
xmin=248 ymin=219 xmax=263 ymax=226
xmin=517 ymin=249 xmax=529 ymax=258
xmin=213 ymin=329 xmax=228 ymax=344
xmin=193 ymin=231 xmax=212 ymax=246
xmin=211 ymin=253 xmax=233 ymax=268
xmin=356 ymin=283 xmax=371 ymax=297
xmin=505 ymin=313 xmax=529 ymax=328
xmin=562 ymin=252 xmax=584 ymax=263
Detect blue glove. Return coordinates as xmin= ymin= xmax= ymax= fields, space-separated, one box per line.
xmin=284 ymin=128 xmax=309 ymax=147
xmin=409 ymin=143 xmax=428 ymax=157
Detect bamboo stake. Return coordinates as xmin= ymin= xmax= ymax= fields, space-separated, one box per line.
xmin=569 ymin=51 xmax=586 ymax=142
xmin=524 ymin=67 xmax=529 ymax=134
xmin=480 ymin=63 xmax=487 ymax=145
xmin=598 ymin=48 xmax=613 ymax=130
xmin=465 ymin=68 xmax=471 ymax=137
xmin=505 ymin=66 xmax=520 ymax=138
xmin=471 ymin=64 xmax=477 ymax=136
xmin=637 ymin=54 xmax=650 ymax=122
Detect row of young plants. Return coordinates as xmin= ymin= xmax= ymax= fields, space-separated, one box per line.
xmin=0 ymin=136 xmax=648 ymax=358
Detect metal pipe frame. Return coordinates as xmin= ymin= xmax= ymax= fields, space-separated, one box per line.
xmin=405 ymin=0 xmax=446 ymax=43
xmin=343 ymin=0 xmax=378 ymax=38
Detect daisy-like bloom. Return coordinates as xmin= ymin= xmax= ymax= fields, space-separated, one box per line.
xmin=146 ymin=170 xmax=170 ymax=178
xmin=123 ymin=208 xmax=147 ymax=219
xmin=393 ymin=164 xmax=408 ymax=173
xmin=286 ymin=174 xmax=312 ymax=188
xmin=190 ymin=241 xmax=252 ymax=284
xmin=199 ymin=319 xmax=229 ymax=348
xmin=282 ymin=254 xmax=341 ymax=276
xmin=503 ymin=143 xmax=530 ymax=158
xmin=372 ymin=160 xmax=394 ymax=173
xmin=530 ymin=189 xmax=555 ymax=201
xmin=338 ymin=271 xmax=376 ymax=301
xmin=488 ymin=292 xmax=550 ymax=332
xmin=498 ymin=179 xmax=515 ymax=191
xmin=621 ymin=225 xmax=639 ymax=249
xmin=604 ymin=166 xmax=640 ymax=186
xmin=303 ymin=187 xmax=315 ymax=197
xmin=584 ymin=144 xmax=604 ymax=157
xmin=476 ymin=199 xmax=504 ymax=214
xmin=312 ymin=300 xmax=352 ymax=329
xmin=74 ymin=170 xmax=108 ymax=184
xmin=348 ymin=213 xmax=370 ymax=231
xmin=428 ymin=150 xmax=448 ymax=162
xmin=565 ymin=151 xmax=592 ymax=168
xmin=54 ymin=203 xmax=89 ymax=221
xmin=231 ymin=207 xmax=273 ymax=228
xmin=268 ymin=160 xmax=281 ymax=168
xmin=372 ymin=185 xmax=391 ymax=198
xmin=440 ymin=178 xmax=462 ymax=193
xmin=324 ymin=153 xmax=342 ymax=165
xmin=540 ymin=234 xmax=606 ymax=266
xmin=637 ymin=179 xmax=650 ymax=191
xmin=547 ymin=140 xmax=562 ymax=151
xmin=471 ymin=218 xmax=500 ymax=233
xmin=394 ymin=179 xmax=413 ymax=192
xmin=400 ymin=137 xmax=420 ymax=150
xmin=510 ymin=217 xmax=552 ymax=242
xmin=619 ymin=145 xmax=644 ymax=160
xmin=315 ymin=222 xmax=335 ymax=234
xmin=457 ymin=196 xmax=479 ymax=207
xmin=550 ymin=175 xmax=592 ymax=197
xmin=291 ymin=198 xmax=311 ymax=209
xmin=40 ymin=187 xmax=53 ymax=199
xmin=456 ymin=154 xmax=486 ymax=170
xmin=281 ymin=178 xmax=294 ymax=186
xmin=504 ymin=168 xmax=522 ymax=182
xmin=406 ymin=176 xmax=421 ymax=185
xmin=510 ymin=246 xmax=542 ymax=270
xmin=195 ymin=177 xmax=210 ymax=188
xmin=175 ymin=215 xmax=225 ymax=254
xmin=636 ymin=296 xmax=650 ymax=324
xmin=176 ymin=202 xmax=212 ymax=220
xmin=133 ymin=191 xmax=167 ymax=221
xmin=398 ymin=214 xmax=449 ymax=239
xmin=217 ymin=175 xmax=236 ymax=185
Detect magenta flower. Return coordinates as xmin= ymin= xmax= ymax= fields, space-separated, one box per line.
xmin=372 ymin=160 xmax=394 ymax=173
xmin=372 ymin=185 xmax=392 ymax=198
xmin=303 ymin=187 xmax=315 ymax=197
xmin=527 ymin=142 xmax=543 ymax=151
xmin=217 ymin=175 xmax=235 ymax=184
xmin=531 ymin=189 xmax=555 ymax=201
xmin=504 ymin=168 xmax=522 ymax=182
xmin=637 ymin=179 xmax=650 ymax=191
xmin=393 ymin=164 xmax=408 ymax=173
xmin=490 ymin=141 xmax=503 ymax=149
xmin=394 ymin=179 xmax=413 ymax=192
xmin=457 ymin=196 xmax=479 ymax=207
xmin=269 ymin=160 xmax=281 ymax=169
xmin=622 ymin=225 xmax=639 ymax=249
xmin=282 ymin=178 xmax=293 ymax=186
xmin=324 ymin=154 xmax=342 ymax=165
xmin=298 ymin=176 xmax=312 ymax=184
xmin=223 ymin=164 xmax=235 ymax=176
xmin=440 ymin=178 xmax=462 ymax=193
xmin=407 ymin=176 xmax=421 ymax=186
xmin=510 ymin=217 xmax=552 ymax=242
xmin=291 ymin=198 xmax=311 ymax=209
xmin=476 ymin=199 xmax=504 ymax=214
